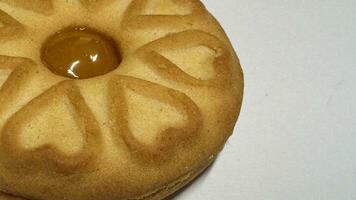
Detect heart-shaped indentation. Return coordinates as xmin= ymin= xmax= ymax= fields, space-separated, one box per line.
xmin=137 ymin=30 xmax=232 ymax=87
xmin=121 ymin=0 xmax=205 ymax=52
xmin=120 ymin=0 xmax=201 ymax=52
xmin=19 ymin=94 xmax=85 ymax=156
xmin=109 ymin=75 xmax=202 ymax=159
xmin=0 ymin=81 xmax=102 ymax=173
xmin=125 ymin=87 xmax=186 ymax=145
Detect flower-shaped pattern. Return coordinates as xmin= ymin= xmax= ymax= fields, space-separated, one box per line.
xmin=0 ymin=0 xmax=242 ymax=199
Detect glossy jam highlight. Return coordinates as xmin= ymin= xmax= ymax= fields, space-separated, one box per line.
xmin=41 ymin=27 xmax=121 ymax=79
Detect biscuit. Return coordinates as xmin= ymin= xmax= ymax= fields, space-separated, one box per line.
xmin=0 ymin=0 xmax=243 ymax=199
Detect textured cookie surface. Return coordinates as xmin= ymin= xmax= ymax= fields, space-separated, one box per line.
xmin=0 ymin=0 xmax=243 ymax=199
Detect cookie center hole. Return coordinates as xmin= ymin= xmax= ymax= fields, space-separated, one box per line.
xmin=41 ymin=26 xmax=121 ymax=79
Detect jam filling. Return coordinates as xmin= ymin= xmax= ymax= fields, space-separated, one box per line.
xmin=41 ymin=27 xmax=121 ymax=79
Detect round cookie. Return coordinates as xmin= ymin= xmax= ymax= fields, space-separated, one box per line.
xmin=0 ymin=0 xmax=243 ymax=199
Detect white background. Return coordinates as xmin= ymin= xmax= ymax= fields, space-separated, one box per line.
xmin=176 ymin=0 xmax=356 ymax=199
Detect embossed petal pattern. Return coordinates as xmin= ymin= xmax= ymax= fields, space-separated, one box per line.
xmin=0 ymin=1 xmax=243 ymax=200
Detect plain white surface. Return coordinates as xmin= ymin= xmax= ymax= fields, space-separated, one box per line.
xmin=176 ymin=1 xmax=356 ymax=200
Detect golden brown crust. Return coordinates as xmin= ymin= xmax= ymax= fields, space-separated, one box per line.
xmin=0 ymin=154 xmax=215 ymax=200
xmin=0 ymin=192 xmax=25 ymax=200
xmin=0 ymin=154 xmax=213 ymax=200
xmin=80 ymin=0 xmax=116 ymax=11
xmin=0 ymin=0 xmax=53 ymax=15
xmin=0 ymin=0 xmax=243 ymax=199
xmin=0 ymin=10 xmax=24 ymax=40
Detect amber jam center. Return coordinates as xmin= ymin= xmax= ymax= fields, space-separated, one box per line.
xmin=41 ymin=27 xmax=121 ymax=79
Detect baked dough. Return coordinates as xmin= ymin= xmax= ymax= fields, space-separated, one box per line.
xmin=0 ymin=0 xmax=243 ymax=199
